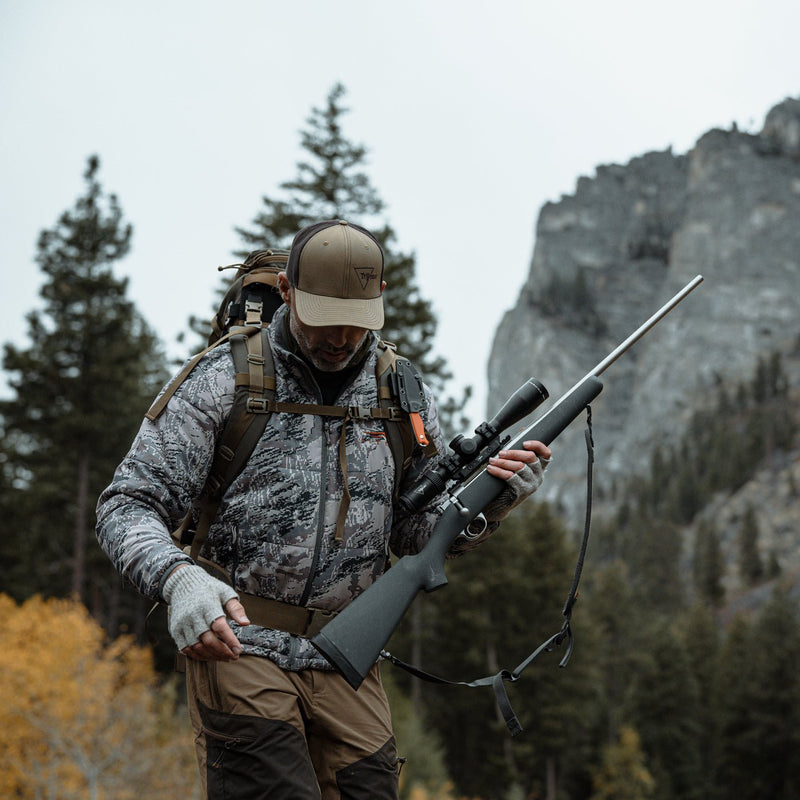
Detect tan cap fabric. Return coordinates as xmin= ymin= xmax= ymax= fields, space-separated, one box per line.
xmin=286 ymin=220 xmax=385 ymax=329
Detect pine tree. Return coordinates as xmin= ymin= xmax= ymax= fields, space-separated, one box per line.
xmin=0 ymin=156 xmax=167 ymax=631
xmin=714 ymin=594 xmax=800 ymax=799
xmin=692 ymin=518 xmax=725 ymax=606
xmin=738 ymin=503 xmax=764 ymax=586
xmin=678 ymin=603 xmax=721 ymax=797
xmin=233 ymin=83 xmax=452 ymax=395
xmin=624 ymin=510 xmax=686 ymax=614
xmin=712 ymin=615 xmax=756 ymax=800
xmin=393 ymin=503 xmax=602 ymax=799
xmin=586 ymin=559 xmax=643 ymax=740
xmin=627 ymin=620 xmax=703 ymax=800
xmin=743 ymin=589 xmax=800 ymax=797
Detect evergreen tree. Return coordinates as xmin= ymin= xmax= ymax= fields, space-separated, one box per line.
xmin=678 ymin=603 xmax=722 ymax=796
xmin=233 ymin=83 xmax=453 ymax=396
xmin=236 ymin=82 xmax=383 ymax=244
xmin=0 ymin=156 xmax=167 ymax=634
xmin=714 ymin=594 xmax=800 ymax=799
xmin=624 ymin=510 xmax=686 ymax=615
xmin=738 ymin=503 xmax=764 ymax=586
xmin=692 ymin=518 xmax=725 ymax=606
xmin=627 ymin=620 xmax=703 ymax=800
xmin=390 ymin=503 xmax=601 ymax=799
xmin=744 ymin=589 xmax=800 ymax=797
xmin=585 ymin=559 xmax=643 ymax=741
xmin=712 ymin=615 xmax=756 ymax=800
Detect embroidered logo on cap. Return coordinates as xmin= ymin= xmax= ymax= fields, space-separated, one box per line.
xmin=354 ymin=266 xmax=378 ymax=290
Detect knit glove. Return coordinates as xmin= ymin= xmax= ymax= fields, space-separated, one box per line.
xmin=162 ymin=565 xmax=239 ymax=651
xmin=482 ymin=456 xmax=551 ymax=523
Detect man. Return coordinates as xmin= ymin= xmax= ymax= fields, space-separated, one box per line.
xmin=96 ymin=220 xmax=551 ymax=800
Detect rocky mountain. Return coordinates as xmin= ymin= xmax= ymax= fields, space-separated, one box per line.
xmin=488 ymin=97 xmax=800 ymax=599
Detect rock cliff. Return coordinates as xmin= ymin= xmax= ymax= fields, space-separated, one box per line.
xmin=488 ymin=97 xmax=800 ymax=567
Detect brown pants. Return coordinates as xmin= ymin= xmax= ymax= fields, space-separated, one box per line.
xmin=186 ymin=655 xmax=399 ymax=800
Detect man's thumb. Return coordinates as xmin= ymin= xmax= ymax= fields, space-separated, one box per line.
xmin=225 ymin=597 xmax=250 ymax=626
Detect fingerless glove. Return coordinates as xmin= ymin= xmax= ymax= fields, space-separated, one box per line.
xmin=482 ymin=456 xmax=551 ymax=523
xmin=162 ymin=565 xmax=239 ymax=650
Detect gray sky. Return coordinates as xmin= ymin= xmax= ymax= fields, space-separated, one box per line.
xmin=2 ymin=0 xmax=797 ymax=426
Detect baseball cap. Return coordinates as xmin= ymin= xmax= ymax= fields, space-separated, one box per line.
xmin=286 ymin=220 xmax=385 ymax=329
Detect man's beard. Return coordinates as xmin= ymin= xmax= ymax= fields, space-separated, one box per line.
xmin=289 ymin=312 xmax=369 ymax=373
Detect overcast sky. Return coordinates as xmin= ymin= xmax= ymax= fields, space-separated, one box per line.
xmin=2 ymin=0 xmax=797 ymax=426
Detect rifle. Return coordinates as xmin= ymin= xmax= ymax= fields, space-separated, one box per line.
xmin=312 ymin=275 xmax=704 ymax=690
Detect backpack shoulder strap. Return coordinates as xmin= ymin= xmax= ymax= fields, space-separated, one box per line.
xmin=145 ymin=326 xmax=261 ymax=422
xmin=211 ymin=326 xmax=275 ymax=493
xmin=173 ymin=326 xmax=275 ymax=560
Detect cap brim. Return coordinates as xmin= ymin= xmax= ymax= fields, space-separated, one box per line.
xmin=294 ymin=288 xmax=385 ymax=330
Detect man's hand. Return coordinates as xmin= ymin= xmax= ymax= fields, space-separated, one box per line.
xmin=486 ymin=439 xmax=552 ymax=480
xmin=163 ymin=565 xmax=251 ymax=662
xmin=482 ymin=440 xmax=552 ymax=522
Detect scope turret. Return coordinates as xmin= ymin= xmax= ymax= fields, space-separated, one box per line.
xmin=398 ymin=377 xmax=549 ymax=515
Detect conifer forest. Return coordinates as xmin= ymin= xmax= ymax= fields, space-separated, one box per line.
xmin=2 ymin=85 xmax=799 ymax=800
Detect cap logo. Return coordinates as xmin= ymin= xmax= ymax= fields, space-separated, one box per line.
xmin=354 ymin=266 xmax=378 ymax=290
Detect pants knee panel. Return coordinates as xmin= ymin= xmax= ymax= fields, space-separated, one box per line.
xmin=200 ymin=701 xmax=320 ymax=800
xmin=335 ymin=738 xmax=399 ymax=800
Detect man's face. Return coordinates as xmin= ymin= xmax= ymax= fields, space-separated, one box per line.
xmin=289 ymin=312 xmax=369 ymax=372
xmin=278 ymin=272 xmax=369 ymax=372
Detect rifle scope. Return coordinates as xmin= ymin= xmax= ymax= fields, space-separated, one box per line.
xmin=398 ymin=377 xmax=549 ymax=515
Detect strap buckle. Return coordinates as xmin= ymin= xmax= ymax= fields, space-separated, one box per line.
xmin=246 ymin=397 xmax=271 ymax=413
xmin=244 ymin=299 xmax=264 ymax=325
xmin=386 ymin=406 xmax=404 ymax=422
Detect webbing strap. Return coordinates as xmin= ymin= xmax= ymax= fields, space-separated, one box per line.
xmin=195 ymin=555 xmax=338 ymax=637
xmin=145 ymin=326 xmax=261 ymax=421
xmin=234 ymin=373 xmax=277 ymax=390
xmin=383 ymin=406 xmax=596 ymax=737
xmin=187 ymin=329 xmax=273 ymax=561
xmin=242 ymin=396 xmax=402 ymax=420
xmin=375 ymin=340 xmax=397 ymax=377
xmin=238 ymin=594 xmax=337 ymax=638
xmin=246 ymin=322 xmax=265 ymax=391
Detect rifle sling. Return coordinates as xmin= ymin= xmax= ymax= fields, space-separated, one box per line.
xmin=382 ymin=405 xmax=596 ymax=738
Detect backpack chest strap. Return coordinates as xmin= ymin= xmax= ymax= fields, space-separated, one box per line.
xmin=234 ymin=387 xmax=403 ymax=421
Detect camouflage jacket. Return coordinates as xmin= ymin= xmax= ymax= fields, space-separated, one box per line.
xmin=96 ymin=305 xmax=483 ymax=670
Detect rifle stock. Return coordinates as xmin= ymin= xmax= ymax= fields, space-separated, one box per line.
xmin=312 ymin=376 xmax=604 ymax=688
xmin=312 ymin=276 xmax=704 ymax=689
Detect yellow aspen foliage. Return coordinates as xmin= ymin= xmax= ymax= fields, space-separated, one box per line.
xmin=405 ymin=783 xmax=467 ymax=800
xmin=0 ymin=594 xmax=200 ymax=799
xmin=589 ymin=725 xmax=655 ymax=800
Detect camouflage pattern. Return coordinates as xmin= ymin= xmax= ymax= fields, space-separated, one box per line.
xmin=96 ymin=305 xmax=488 ymax=671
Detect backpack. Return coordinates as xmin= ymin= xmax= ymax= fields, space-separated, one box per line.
xmin=145 ymin=248 xmax=438 ymax=565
